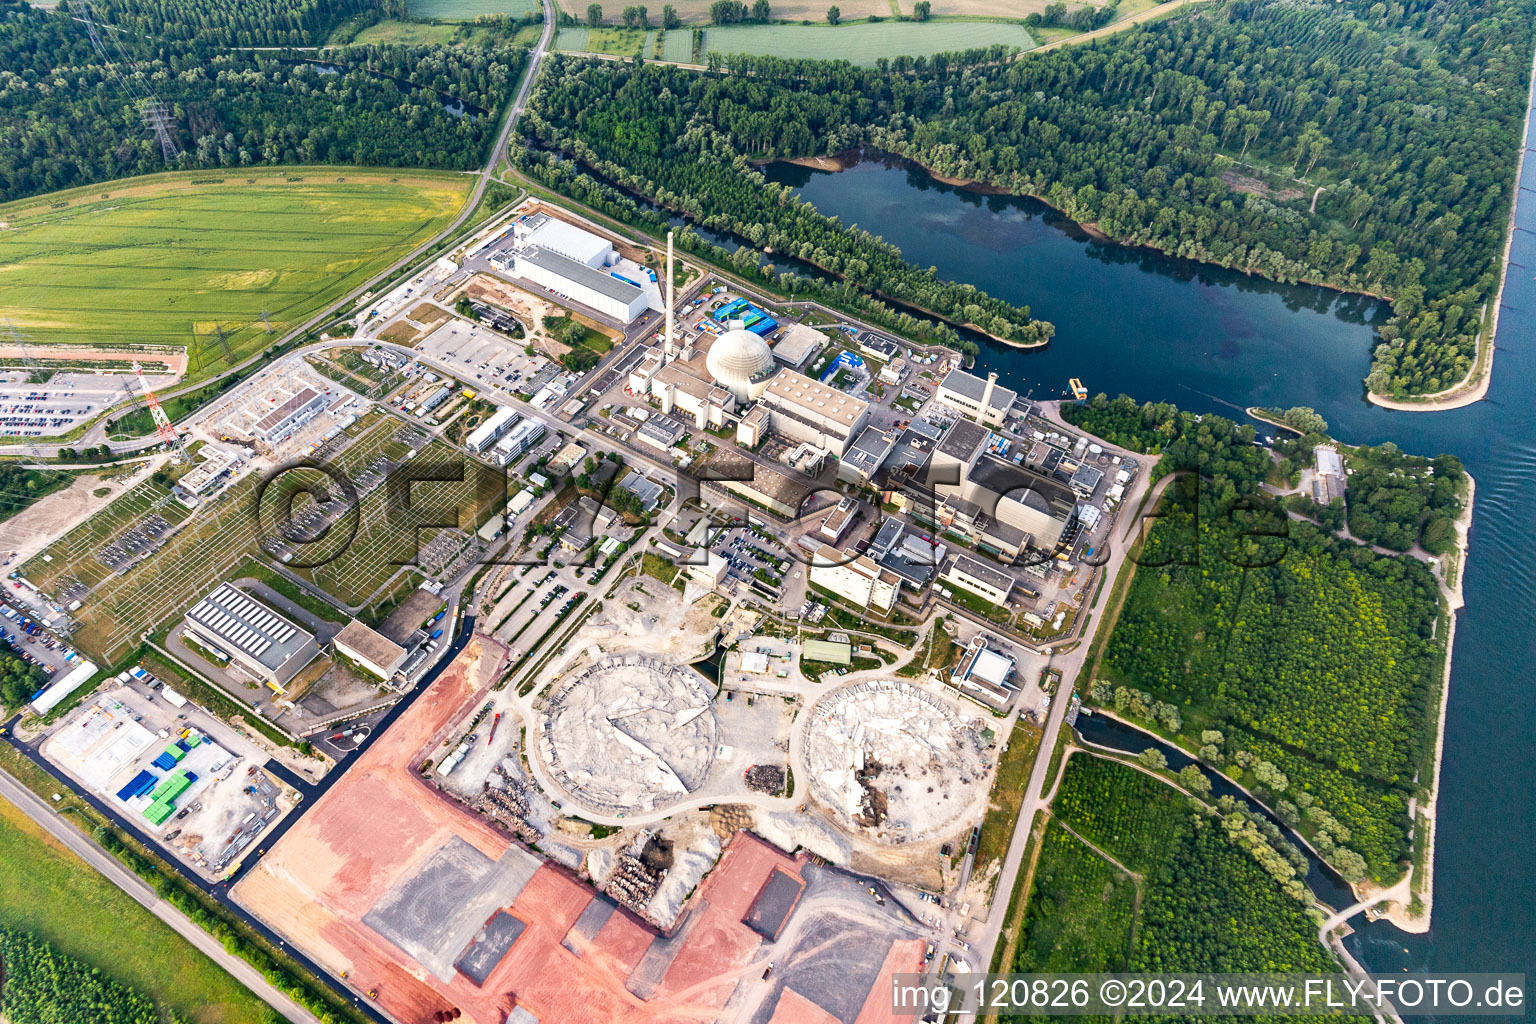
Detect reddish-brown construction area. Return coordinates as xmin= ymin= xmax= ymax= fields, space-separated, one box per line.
xmin=236 ymin=635 xmax=923 ymax=1024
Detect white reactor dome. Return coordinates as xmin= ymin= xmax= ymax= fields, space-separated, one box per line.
xmin=705 ymin=322 xmax=777 ymax=402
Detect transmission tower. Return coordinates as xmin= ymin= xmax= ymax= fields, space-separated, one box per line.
xmin=140 ymin=100 xmax=181 ymax=162
xmin=213 ymin=323 xmax=234 ymax=363
xmin=77 ymin=1 xmax=181 ymax=161
xmin=259 ymin=309 xmax=273 ymax=334
xmin=131 ymin=361 xmax=186 ymax=463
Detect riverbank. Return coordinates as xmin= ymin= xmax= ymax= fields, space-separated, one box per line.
xmin=1375 ymin=471 xmax=1475 ymax=933
xmin=1245 ymin=407 xmax=1305 ymax=435
xmin=1366 ymin=47 xmax=1536 ymax=414
xmin=806 ymin=146 xmax=1518 ymax=407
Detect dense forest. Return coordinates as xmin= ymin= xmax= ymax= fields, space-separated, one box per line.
xmin=0 ymin=0 xmax=525 ymax=201
xmin=1273 ymin=438 xmax=1465 ymax=554
xmin=520 ymin=56 xmax=1056 ymax=349
xmin=1017 ymin=756 xmax=1358 ymax=988
xmin=1066 ymin=394 xmax=1451 ymax=885
xmin=0 ymin=927 xmax=189 ymax=1024
xmin=88 ymin=0 xmax=401 ymax=51
xmin=527 ymin=0 xmax=1535 ymax=395
xmin=0 ymin=648 xmax=46 ymax=710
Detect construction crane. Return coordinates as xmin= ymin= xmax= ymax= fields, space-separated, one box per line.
xmin=132 ymin=361 xmax=185 ymax=462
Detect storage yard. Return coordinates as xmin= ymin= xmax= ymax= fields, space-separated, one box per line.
xmin=41 ymin=680 xmax=297 ymax=879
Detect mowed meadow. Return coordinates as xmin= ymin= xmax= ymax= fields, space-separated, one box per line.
xmin=0 ymin=170 xmax=472 ymax=387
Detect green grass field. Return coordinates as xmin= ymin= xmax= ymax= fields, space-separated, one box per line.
xmin=703 ymin=19 xmax=1034 ymax=64
xmin=0 ymin=171 xmax=472 ymax=390
xmin=407 ymin=0 xmax=537 ymax=16
xmin=661 ymin=28 xmax=696 ymax=62
xmin=555 ymin=25 xmax=652 ymax=55
xmin=349 ymin=19 xmax=460 ymax=43
xmin=0 ymin=798 xmax=273 ymax=1024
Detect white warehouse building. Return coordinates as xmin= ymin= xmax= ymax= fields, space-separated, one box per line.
xmin=184 ymin=584 xmax=319 ymax=686
xmin=512 ymin=247 xmax=646 ymax=324
xmin=490 ymin=417 xmax=546 ymax=467
xmin=512 ymin=213 xmax=616 ymax=268
xmin=465 ymin=405 xmax=517 ymax=454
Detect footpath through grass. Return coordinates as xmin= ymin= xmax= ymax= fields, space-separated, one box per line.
xmin=0 ymin=795 xmax=274 ymax=1024
xmin=0 ymin=169 xmax=472 ymax=390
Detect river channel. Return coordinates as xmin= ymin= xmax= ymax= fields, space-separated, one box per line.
xmin=764 ymin=136 xmax=1536 ymax=984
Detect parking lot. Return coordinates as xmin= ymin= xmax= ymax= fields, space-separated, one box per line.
xmin=415 ymin=318 xmax=550 ymax=390
xmin=0 ymin=371 xmax=175 ymax=437
xmin=0 ymin=592 xmax=85 ymax=678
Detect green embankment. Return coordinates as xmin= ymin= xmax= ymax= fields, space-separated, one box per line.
xmin=0 ymin=798 xmax=274 ymax=1024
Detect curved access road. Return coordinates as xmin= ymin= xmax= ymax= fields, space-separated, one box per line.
xmin=0 ymin=765 xmax=324 ymax=1024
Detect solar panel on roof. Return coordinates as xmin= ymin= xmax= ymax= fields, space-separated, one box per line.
xmin=253 ymin=639 xmax=270 ymax=656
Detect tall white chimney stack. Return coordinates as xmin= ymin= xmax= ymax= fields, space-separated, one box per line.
xmin=663 ymin=230 xmax=676 ymax=360
xmin=978 ymin=371 xmax=998 ymax=425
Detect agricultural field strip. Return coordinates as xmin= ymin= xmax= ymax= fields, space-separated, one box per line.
xmin=0 ymin=181 xmax=468 ymax=387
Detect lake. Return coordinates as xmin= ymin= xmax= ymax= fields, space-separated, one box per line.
xmin=766 ymin=144 xmax=1536 ymax=984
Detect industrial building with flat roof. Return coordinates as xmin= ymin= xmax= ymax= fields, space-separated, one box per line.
xmin=333 ymin=619 xmax=408 ymax=683
xmin=706 ymin=453 xmax=811 ymax=519
xmin=935 ymin=367 xmax=1017 ymax=427
xmin=184 ymin=584 xmax=318 ymax=686
xmin=942 ymin=552 xmax=1015 ymax=605
xmin=507 ymin=247 xmax=646 ymax=324
xmin=838 ymin=425 xmax=898 ymax=484
xmin=769 ymin=323 xmax=828 ymax=367
xmin=511 ymin=213 xmax=616 ymax=268
xmin=465 ymin=406 xmax=517 ymax=454
xmin=809 ymin=544 xmax=900 ymax=613
xmin=489 ymin=418 xmax=545 ymax=467
xmin=950 ymin=638 xmax=1018 ymax=709
xmin=759 ymin=370 xmax=871 ymax=456
xmin=254 ymin=387 xmax=329 ymax=444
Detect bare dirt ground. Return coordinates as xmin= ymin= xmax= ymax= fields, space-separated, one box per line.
xmin=457 ymin=273 xmax=572 ymax=360
xmin=234 ymin=636 xmax=516 ymax=1021
xmin=0 ymin=459 xmax=165 ymax=566
xmin=0 ymin=344 xmax=187 ymax=377
xmin=1219 ymin=168 xmax=1308 ymax=202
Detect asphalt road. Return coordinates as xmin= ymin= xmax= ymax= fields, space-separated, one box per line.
xmin=0 ymin=612 xmax=478 ymax=1024
xmin=0 ymin=764 xmax=324 ymax=1024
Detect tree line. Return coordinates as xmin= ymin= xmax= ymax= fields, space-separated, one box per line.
xmin=556 ymin=0 xmax=1533 ymax=398
xmin=1030 ymin=756 xmax=1358 ymax=981
xmin=0 ymin=927 xmax=190 ymax=1024
xmin=0 ymin=0 xmax=525 ymax=201
xmin=519 ymin=55 xmax=1056 ymax=348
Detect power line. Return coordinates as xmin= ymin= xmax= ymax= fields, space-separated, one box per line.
xmin=75 ymin=1 xmax=181 ymax=161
